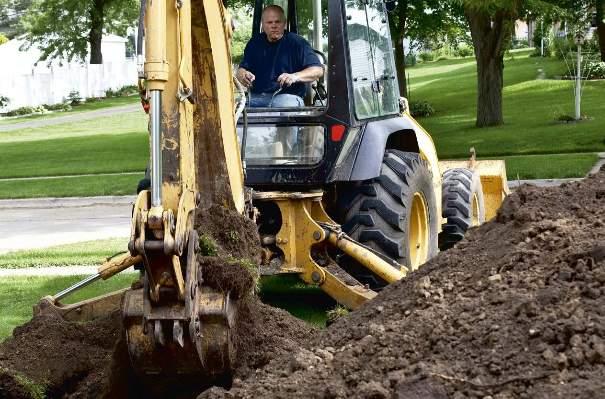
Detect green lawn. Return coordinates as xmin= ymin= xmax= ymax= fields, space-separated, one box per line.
xmin=0 ymin=95 xmax=140 ymax=126
xmin=409 ymin=53 xmax=605 ymax=167
xmin=0 ymin=238 xmax=129 ymax=268
xmin=0 ymin=133 xmax=148 ymax=179
xmin=0 ymin=173 xmax=143 ymax=199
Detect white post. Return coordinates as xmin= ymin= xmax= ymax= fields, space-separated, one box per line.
xmin=312 ymin=0 xmax=322 ymax=50
xmin=540 ymin=19 xmax=544 ymax=56
xmin=575 ymin=42 xmax=582 ymax=120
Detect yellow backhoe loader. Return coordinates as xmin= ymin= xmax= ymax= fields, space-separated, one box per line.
xmin=36 ymin=0 xmax=508 ymax=383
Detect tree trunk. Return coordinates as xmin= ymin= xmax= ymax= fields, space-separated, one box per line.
xmin=475 ymin=54 xmax=503 ymax=127
xmin=392 ymin=0 xmax=408 ymax=99
xmin=597 ymin=0 xmax=605 ymax=62
xmin=88 ymin=0 xmax=105 ymax=64
xmin=465 ymin=7 xmax=515 ymax=127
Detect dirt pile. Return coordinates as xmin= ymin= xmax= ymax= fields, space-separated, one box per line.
xmin=203 ymin=172 xmax=605 ymax=398
xmin=0 ymin=310 xmax=122 ymax=398
xmin=0 ymin=204 xmax=314 ymax=398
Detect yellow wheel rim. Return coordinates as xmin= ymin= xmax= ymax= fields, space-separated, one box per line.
xmin=471 ymin=193 xmax=480 ymax=227
xmin=409 ymin=192 xmax=429 ymax=270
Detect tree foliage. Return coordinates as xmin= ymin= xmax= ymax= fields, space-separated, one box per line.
xmin=388 ymin=1 xmax=466 ymax=98
xmin=0 ymin=0 xmax=32 ymax=38
xmin=20 ymin=0 xmax=138 ymax=64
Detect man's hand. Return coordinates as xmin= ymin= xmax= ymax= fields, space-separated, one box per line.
xmin=277 ymin=73 xmax=300 ymax=87
xmin=237 ymin=68 xmax=255 ymax=88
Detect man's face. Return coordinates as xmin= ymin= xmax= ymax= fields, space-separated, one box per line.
xmin=262 ymin=9 xmax=286 ymax=42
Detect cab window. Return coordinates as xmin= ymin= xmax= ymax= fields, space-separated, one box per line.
xmin=346 ymin=0 xmax=399 ymax=119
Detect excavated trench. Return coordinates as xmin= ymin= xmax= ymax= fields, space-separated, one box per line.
xmin=2 ymin=172 xmax=605 ymax=398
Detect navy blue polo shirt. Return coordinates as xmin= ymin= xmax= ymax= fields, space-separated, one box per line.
xmin=239 ymin=31 xmax=321 ymax=98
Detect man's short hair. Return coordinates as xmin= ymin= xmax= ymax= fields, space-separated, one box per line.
xmin=262 ymin=5 xmax=286 ymax=22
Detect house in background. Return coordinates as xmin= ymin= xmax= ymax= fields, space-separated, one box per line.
xmin=0 ymin=34 xmax=137 ymax=112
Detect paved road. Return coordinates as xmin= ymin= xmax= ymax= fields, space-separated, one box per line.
xmin=0 ymin=196 xmax=133 ymax=254
xmin=0 ymin=103 xmax=140 ymax=132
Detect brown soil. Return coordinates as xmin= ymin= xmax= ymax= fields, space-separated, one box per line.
xmin=0 ymin=310 xmax=122 ymax=398
xmin=195 ymin=204 xmax=261 ymax=261
xmin=0 ymin=370 xmax=33 ymax=399
xmin=201 ymin=173 xmax=605 ymax=398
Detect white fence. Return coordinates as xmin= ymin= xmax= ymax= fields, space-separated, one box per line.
xmin=0 ymin=37 xmax=138 ymax=112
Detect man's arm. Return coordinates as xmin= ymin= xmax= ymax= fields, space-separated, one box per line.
xmin=277 ymin=65 xmax=323 ymax=87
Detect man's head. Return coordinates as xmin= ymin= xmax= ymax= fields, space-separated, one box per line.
xmin=262 ymin=5 xmax=286 ymax=43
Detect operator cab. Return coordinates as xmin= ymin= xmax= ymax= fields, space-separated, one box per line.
xmin=237 ymin=0 xmax=401 ymax=186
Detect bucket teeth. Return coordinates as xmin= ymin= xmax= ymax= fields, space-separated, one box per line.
xmin=173 ymin=320 xmax=185 ymax=347
xmin=154 ymin=320 xmax=165 ymax=346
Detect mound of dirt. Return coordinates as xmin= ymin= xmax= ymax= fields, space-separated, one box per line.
xmin=0 ymin=205 xmax=313 ymax=398
xmin=203 ymin=173 xmax=605 ymax=398
xmin=0 ymin=310 xmax=122 ymax=398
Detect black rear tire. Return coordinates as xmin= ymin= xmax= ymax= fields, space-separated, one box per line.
xmin=340 ymin=150 xmax=439 ymax=285
xmin=438 ymin=168 xmax=485 ymax=250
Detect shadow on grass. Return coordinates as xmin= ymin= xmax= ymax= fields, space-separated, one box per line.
xmin=259 ymin=274 xmax=335 ymax=328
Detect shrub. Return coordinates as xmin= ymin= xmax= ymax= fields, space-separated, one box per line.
xmin=85 ymin=97 xmax=102 ymax=103
xmin=454 ymin=45 xmax=474 ymax=58
xmin=512 ymin=38 xmax=529 ymax=49
xmin=106 ymin=85 xmax=138 ymax=98
xmin=587 ymin=61 xmax=605 ymax=79
xmin=555 ymin=113 xmax=575 ymax=123
xmin=553 ymin=37 xmax=573 ymax=59
xmin=409 ymin=100 xmax=435 ymax=118
xmin=67 ymin=90 xmax=83 ymax=105
xmin=3 ymin=105 xmax=46 ymax=117
xmin=418 ymin=51 xmax=434 ymax=62
xmin=43 ymin=103 xmax=72 ymax=112
xmin=405 ymin=52 xmax=417 ymax=66
xmin=0 ymin=96 xmax=9 ymax=108
xmin=435 ymin=55 xmax=449 ymax=62
xmin=116 ymin=85 xmax=138 ymax=96
xmin=0 ymin=34 xmax=8 ymax=46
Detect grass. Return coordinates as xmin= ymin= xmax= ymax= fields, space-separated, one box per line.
xmin=0 ymin=95 xmax=139 ymax=126
xmin=0 ymin=104 xmax=148 ymax=197
xmin=0 ymin=238 xmax=129 ymax=268
xmin=494 ymin=153 xmax=598 ymax=180
xmin=0 ymin=274 xmax=135 ymax=340
xmin=259 ymin=275 xmax=334 ymax=327
xmin=0 ymin=173 xmax=143 ymax=199
xmin=0 ymin=112 xmax=147 ymax=144
xmin=0 ymin=133 xmax=148 ymax=179
xmin=408 ymin=53 xmax=605 ymax=176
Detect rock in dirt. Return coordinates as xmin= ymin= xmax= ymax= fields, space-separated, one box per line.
xmin=202 ymin=173 xmax=605 ymax=398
